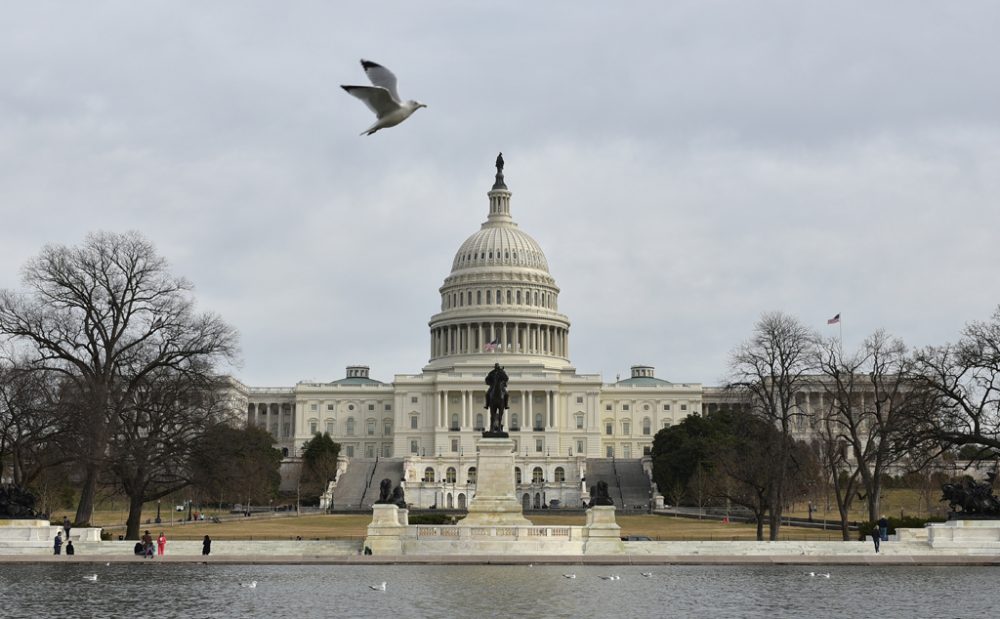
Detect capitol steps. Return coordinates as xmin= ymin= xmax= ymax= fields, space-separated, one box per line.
xmin=585 ymin=459 xmax=651 ymax=511
xmin=329 ymin=458 xmax=378 ymax=510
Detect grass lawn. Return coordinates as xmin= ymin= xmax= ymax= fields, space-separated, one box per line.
xmin=783 ymin=488 xmax=947 ymax=522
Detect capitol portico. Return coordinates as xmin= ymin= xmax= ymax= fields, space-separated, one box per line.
xmin=230 ymin=155 xmax=709 ymax=509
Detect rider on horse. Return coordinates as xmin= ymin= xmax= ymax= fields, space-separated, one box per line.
xmin=484 ymin=363 xmax=509 ymax=411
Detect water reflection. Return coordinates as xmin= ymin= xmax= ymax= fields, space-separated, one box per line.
xmin=0 ymin=563 xmax=995 ymax=619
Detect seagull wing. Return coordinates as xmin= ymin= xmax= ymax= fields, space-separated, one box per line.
xmin=360 ymin=60 xmax=401 ymax=102
xmin=341 ymin=86 xmax=401 ymax=118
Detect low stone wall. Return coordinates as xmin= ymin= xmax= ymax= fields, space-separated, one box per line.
xmin=0 ymin=539 xmax=362 ymax=557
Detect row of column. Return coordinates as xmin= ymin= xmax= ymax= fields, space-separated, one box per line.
xmin=248 ymin=402 xmax=294 ymax=438
xmin=430 ymin=321 xmax=568 ymax=358
xmin=435 ymin=389 xmax=560 ymax=430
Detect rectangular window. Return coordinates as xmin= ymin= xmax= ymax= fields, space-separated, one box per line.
xmin=411 ymin=396 xmax=419 ymax=404
xmin=623 ymin=422 xmax=630 ymax=435
xmin=663 ymin=404 xmax=671 ymax=411
xmin=325 ymin=421 xmax=334 ymax=434
xmin=385 ymin=404 xmax=392 ymax=411
xmin=576 ymin=440 xmax=584 ymax=454
xmin=410 ymin=439 xmax=419 ymax=454
xmin=681 ymin=404 xmax=688 ymax=411
xmin=383 ymin=444 xmax=392 ymax=458
xmin=605 ymin=423 xmax=613 ymax=435
xmin=576 ymin=396 xmax=584 ymax=404
xmin=327 ymin=404 xmax=335 ymax=411
xmin=410 ymin=416 xmax=418 ymax=429
xmin=535 ymin=439 xmax=543 ymax=453
xmin=606 ymin=445 xmax=614 ymax=458
xmin=309 ymin=422 xmax=317 ymax=434
xmin=643 ymin=445 xmax=652 ymax=456
xmin=310 ymin=404 xmax=318 ymax=412
xmin=576 ymin=416 xmax=584 ymax=429
xmin=282 ymin=423 xmax=290 ymax=436
xmin=346 ymin=445 xmax=354 ymax=457
xmin=451 ymin=439 xmax=459 ymax=452
xmin=623 ymin=444 xmax=631 ymax=459
xmin=367 ymin=420 xmax=376 ymax=435
xmin=384 ymin=421 xmax=392 ymax=435
xmin=368 ymin=404 xmax=375 ymax=411
xmin=605 ymin=404 xmax=612 ymax=411
xmin=623 ymin=404 xmax=630 ymax=411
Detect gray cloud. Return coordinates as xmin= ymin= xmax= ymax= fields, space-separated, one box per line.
xmin=2 ymin=1 xmax=999 ymax=387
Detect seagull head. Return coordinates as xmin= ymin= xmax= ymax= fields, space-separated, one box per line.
xmin=408 ymin=100 xmax=428 ymax=110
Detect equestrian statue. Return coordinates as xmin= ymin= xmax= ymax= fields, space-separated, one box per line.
xmin=483 ymin=362 xmax=509 ymax=437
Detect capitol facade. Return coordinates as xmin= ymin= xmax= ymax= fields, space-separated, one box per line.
xmin=231 ymin=156 xmax=726 ymax=509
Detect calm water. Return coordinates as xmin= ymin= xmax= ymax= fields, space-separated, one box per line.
xmin=1 ymin=563 xmax=998 ymax=618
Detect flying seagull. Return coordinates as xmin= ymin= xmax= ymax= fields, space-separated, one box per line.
xmin=369 ymin=581 xmax=387 ymax=591
xmin=341 ymin=60 xmax=427 ymax=136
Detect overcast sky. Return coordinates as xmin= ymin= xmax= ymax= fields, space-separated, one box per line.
xmin=2 ymin=1 xmax=999 ymax=387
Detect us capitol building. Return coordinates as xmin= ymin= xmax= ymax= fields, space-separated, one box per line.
xmin=230 ymin=155 xmax=738 ymax=509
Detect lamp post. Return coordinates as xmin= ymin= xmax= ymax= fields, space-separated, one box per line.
xmin=155 ymin=499 xmax=162 ymax=524
xmin=187 ymin=499 xmax=193 ymax=522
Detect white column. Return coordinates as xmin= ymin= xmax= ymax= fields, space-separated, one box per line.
xmin=527 ymin=389 xmax=533 ymax=428
xmin=462 ymin=389 xmax=468 ymax=428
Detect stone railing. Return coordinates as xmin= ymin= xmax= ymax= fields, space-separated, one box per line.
xmin=410 ymin=525 xmax=578 ymax=540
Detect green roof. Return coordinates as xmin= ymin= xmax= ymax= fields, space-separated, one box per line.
xmin=329 ymin=376 xmax=384 ymax=386
xmin=614 ymin=376 xmax=673 ymax=387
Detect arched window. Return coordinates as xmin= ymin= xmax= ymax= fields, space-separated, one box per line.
xmin=477 ymin=290 xmax=482 ymax=305
xmin=446 ymin=467 xmax=457 ymax=483
xmin=346 ymin=418 xmax=355 ymax=436
xmin=554 ymin=467 xmax=565 ymax=482
xmin=532 ymin=467 xmax=543 ymax=483
xmin=534 ymin=493 xmax=541 ymax=508
xmin=423 ymin=467 xmax=435 ymax=482
xmin=457 ymin=493 xmax=466 ymax=509
xmin=468 ymin=467 xmax=477 ymax=484
xmin=487 ymin=290 xmax=492 ymax=304
xmin=643 ymin=417 xmax=651 ymax=435
xmin=447 ymin=493 xmax=453 ymax=508
xmin=451 ymin=413 xmax=459 ymax=430
xmin=282 ymin=447 xmax=289 ymax=457
xmin=534 ymin=413 xmax=543 ymax=430
xmin=515 ymin=467 xmax=522 ymax=484
xmin=367 ymin=419 xmax=376 ymax=435
xmin=516 ymin=290 xmax=521 ymax=304
xmin=511 ymin=413 xmax=520 ymax=430
xmin=506 ymin=290 xmax=512 ymax=304
xmin=475 ymin=413 xmax=484 ymax=430
xmin=496 ymin=289 xmax=501 ymax=304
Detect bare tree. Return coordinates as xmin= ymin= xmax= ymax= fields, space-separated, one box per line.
xmin=909 ymin=307 xmax=1000 ymax=453
xmin=0 ymin=360 xmax=71 ymax=486
xmin=0 ymin=231 xmax=238 ymax=525
xmin=110 ymin=367 xmax=237 ymax=539
xmin=728 ymin=312 xmax=816 ymax=539
xmin=815 ymin=330 xmax=935 ymax=524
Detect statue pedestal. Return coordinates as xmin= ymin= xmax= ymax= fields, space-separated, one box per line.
xmin=365 ymin=504 xmax=407 ymax=555
xmin=582 ymin=506 xmax=625 ymax=554
xmin=462 ymin=438 xmax=532 ymax=527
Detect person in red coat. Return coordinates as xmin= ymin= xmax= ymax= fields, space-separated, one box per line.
xmin=157 ymin=532 xmax=167 ymax=556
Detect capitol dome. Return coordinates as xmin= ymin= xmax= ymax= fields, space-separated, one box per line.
xmin=426 ymin=154 xmax=571 ymax=369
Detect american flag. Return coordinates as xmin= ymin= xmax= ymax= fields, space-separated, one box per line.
xmin=483 ymin=338 xmax=500 ymax=352
xmin=827 ymin=313 xmax=841 ymax=325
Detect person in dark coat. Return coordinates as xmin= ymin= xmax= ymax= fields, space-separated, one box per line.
xmin=65 ymin=540 xmax=75 ymax=556
xmin=202 ymin=535 xmax=211 ymax=556
xmin=133 ymin=541 xmax=144 ymax=555
xmin=878 ymin=515 xmax=889 ymax=542
xmin=871 ymin=525 xmax=881 ymax=553
xmin=53 ymin=532 xmax=63 ymax=555
xmin=62 ymin=516 xmax=72 ymax=540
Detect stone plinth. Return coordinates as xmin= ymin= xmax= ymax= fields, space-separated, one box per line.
xmin=462 ymin=437 xmax=532 ymax=526
xmin=582 ymin=506 xmax=624 ymax=554
xmin=0 ymin=519 xmax=102 ymax=542
xmin=926 ymin=519 xmax=1000 ymax=550
xmin=365 ymin=504 xmax=407 ymax=555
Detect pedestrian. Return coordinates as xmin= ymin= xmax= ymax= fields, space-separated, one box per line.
xmin=133 ymin=541 xmax=144 ymax=555
xmin=157 ymin=532 xmax=166 ymax=556
xmin=62 ymin=516 xmax=72 ymax=540
xmin=53 ymin=532 xmax=63 ymax=555
xmin=878 ymin=515 xmax=889 ymax=542
xmin=141 ymin=530 xmax=153 ymax=559
xmin=65 ymin=540 xmax=75 ymax=556
xmin=201 ymin=535 xmax=211 ymax=556
xmin=871 ymin=525 xmax=881 ymax=553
